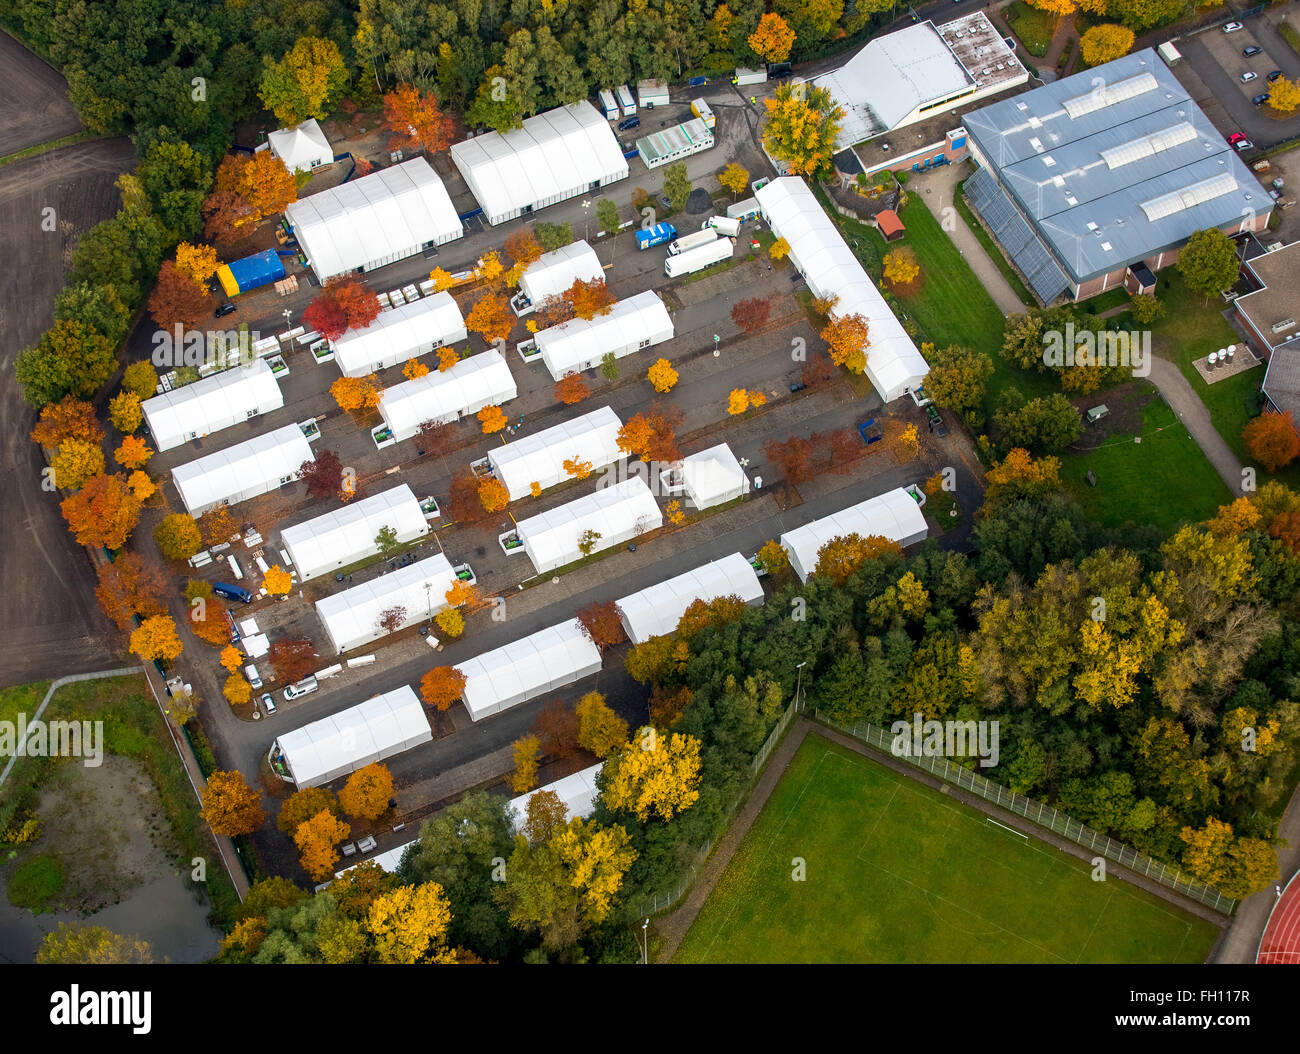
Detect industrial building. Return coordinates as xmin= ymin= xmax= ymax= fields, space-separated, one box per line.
xmin=280 ymin=484 xmax=429 ymax=582
xmin=514 ymin=477 xmax=663 ymax=574
xmin=331 ymin=293 xmax=467 ymax=377
xmin=377 ymin=349 xmax=517 ymax=442
xmin=486 ymin=405 xmax=624 ymax=502
xmin=780 ymin=488 xmax=929 ymax=583
xmin=456 ymin=619 xmax=603 ymax=721
xmin=142 ymin=359 xmax=283 ymax=452
xmin=615 ymin=553 xmax=763 ymax=645
xmin=315 ymin=553 xmax=456 ymax=653
xmin=171 ymin=424 xmax=314 ymax=517
xmin=534 ymin=290 xmax=674 ymax=382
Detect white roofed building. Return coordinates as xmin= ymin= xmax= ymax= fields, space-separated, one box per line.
xmin=673 ymin=443 xmax=749 ymax=510
xmin=780 ymin=487 xmax=929 ymax=582
xmin=514 ymin=240 xmax=604 ymax=314
xmin=507 ymin=762 xmax=603 ymax=833
xmin=316 ymin=553 xmax=457 ymax=653
xmin=450 ymin=102 xmax=629 ymax=225
xmin=285 ymin=157 xmax=463 ymax=281
xmin=515 ymin=477 xmax=662 ymax=574
xmin=488 ymin=406 xmax=623 ymax=501
xmin=142 ymin=360 xmax=284 ymax=452
xmin=172 ymin=424 xmax=313 ymax=516
xmin=332 ymin=293 xmax=468 ymax=377
xmin=756 ymin=177 xmax=929 ymax=402
xmin=615 ymin=553 xmax=763 ymax=645
xmin=266 ymin=118 xmax=333 ymax=173
xmin=457 ymin=619 xmax=603 ymax=721
xmin=535 ymin=290 xmax=673 ymax=382
xmin=378 ymin=350 xmax=517 ymax=442
xmin=273 ymin=685 xmax=431 ymax=788
xmin=281 ymin=484 xmax=429 ymax=582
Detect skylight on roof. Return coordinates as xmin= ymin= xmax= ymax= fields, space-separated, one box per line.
xmin=1029 ymin=136 xmax=1044 ymax=152
xmin=1098 ymin=122 xmax=1197 ymax=169
xmin=1061 ymin=72 xmax=1159 ymax=119
xmin=1139 ymin=171 xmax=1239 ymax=222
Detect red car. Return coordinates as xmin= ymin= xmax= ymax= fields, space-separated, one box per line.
xmin=1228 ymin=133 xmax=1247 ymax=145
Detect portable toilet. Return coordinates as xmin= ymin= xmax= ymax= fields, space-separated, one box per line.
xmin=598 ymin=89 xmax=618 ymax=121
xmin=616 ymin=84 xmax=636 ymax=118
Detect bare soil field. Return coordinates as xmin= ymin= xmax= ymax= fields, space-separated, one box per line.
xmin=0 ymin=30 xmax=82 ymax=157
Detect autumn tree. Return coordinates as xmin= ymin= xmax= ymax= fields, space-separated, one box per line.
xmin=478 ymin=405 xmax=508 ymax=434
xmin=533 ymin=700 xmax=580 ymax=759
xmin=813 ymin=533 xmax=903 ymax=586
xmin=294 ymin=809 xmax=351 ymax=882
xmin=718 ymin=162 xmax=751 ymax=199
xmin=17 ymin=319 xmax=116 ymax=407
xmin=1179 ymin=818 xmax=1279 ymax=899
xmin=403 ymin=358 xmax=430 ymax=381
xmin=220 ymin=644 xmax=244 ymax=673
xmin=31 ymin=396 xmax=103 ymax=450
xmin=563 ymin=457 xmax=592 ymax=480
xmin=367 ymin=882 xmax=456 ymax=964
xmin=769 ymin=237 xmax=790 ymax=261
xmin=554 ymin=372 xmax=591 ymax=405
xmin=821 ymin=312 xmax=870 ymax=374
xmin=268 ymin=638 xmax=316 ymax=684
xmin=202 ymin=189 xmax=254 ymax=247
xmin=765 ymin=434 xmax=815 ymax=484
xmin=277 ymin=787 xmax=338 ymax=833
xmin=383 ymin=84 xmax=455 ymax=155
xmin=731 ymin=296 xmax=772 ymax=335
xmin=1080 ymin=23 xmax=1135 ymax=66
xmin=676 ymin=595 xmax=748 ymax=642
xmin=263 ymin=565 xmax=292 ymax=596
xmin=130 ymin=615 xmax=184 ymax=664
xmin=340 ymin=763 xmax=395 ymax=821
xmin=983 ymin=448 xmax=1063 ymax=509
xmin=299 ymin=449 xmax=344 ymax=499
xmin=303 ymin=293 xmax=348 ymax=342
xmin=1243 ymin=411 xmax=1300 ymax=473
xmin=108 ymin=391 xmax=143 ymax=435
xmin=148 ymin=260 xmax=214 ymax=331
xmin=510 ymin=735 xmax=541 ymax=793
xmin=201 ymin=770 xmax=267 ymax=836
xmin=748 ymin=11 xmax=796 ymax=63
xmin=505 ymin=230 xmax=544 ymax=267
xmin=52 ymin=440 xmax=105 ymax=490
xmin=62 ymin=474 xmax=141 ymax=550
xmin=478 ymin=477 xmax=510 ymax=513
xmin=192 ymin=598 xmax=234 ymax=648
xmin=325 ymin=275 xmax=382 ymax=331
xmin=114 ymin=435 xmax=152 ymax=472
xmin=617 ymin=402 xmax=683 ymax=463
xmin=121 ymin=362 xmax=159 ymax=400
xmin=762 ymin=84 xmax=844 ymax=179
xmin=175 ymin=241 xmax=220 ymax=284
xmin=925 ymin=344 xmax=994 ymax=417
xmin=330 ymin=375 xmax=381 ymax=414
xmin=756 ymin=539 xmax=790 ymax=576
xmin=577 ymin=600 xmax=626 ymax=650
xmin=576 ymin=692 xmax=629 ymax=757
xmin=421 ymin=666 xmax=466 ymax=710
xmin=647 ymin=358 xmax=678 ymax=393
xmin=1271 ymin=76 xmax=1300 ymax=115
xmin=259 ymin=35 xmax=348 ymax=125
xmin=94 ymin=551 xmax=169 ymax=631
xmin=466 ymin=294 xmax=513 ymax=344
xmin=602 ymin=728 xmax=703 ymax=821
xmin=1178 ymin=228 xmax=1240 ymax=301
xmin=883 ymin=246 xmax=921 ymax=288
xmin=435 ymin=608 xmax=464 ymax=639
xmin=37 ymin=924 xmax=153 ymax=965
xmin=226 ymin=151 xmax=299 ymax=223
xmin=154 ymin=512 xmax=202 ymax=559
xmin=563 ymin=278 xmax=616 ymax=321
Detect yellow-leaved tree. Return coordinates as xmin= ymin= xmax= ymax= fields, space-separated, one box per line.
xmin=263 ymin=564 xmax=292 ymax=596
xmin=1079 ymin=23 xmax=1134 ymax=67
xmin=366 ymin=881 xmax=456 ymax=964
xmin=647 ymin=358 xmax=678 ymax=393
xmin=602 ymin=727 xmax=703 ymax=822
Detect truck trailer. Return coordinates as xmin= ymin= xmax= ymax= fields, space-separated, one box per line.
xmin=667 ymin=228 xmax=718 ymax=256
xmin=636 ymin=222 xmax=677 ymax=250
xmin=216 ymin=249 xmax=287 ymax=297
xmin=664 ymin=236 xmax=732 ymax=277
xmin=734 ymin=67 xmax=768 ymax=86
xmin=705 ymin=215 xmax=742 ymax=237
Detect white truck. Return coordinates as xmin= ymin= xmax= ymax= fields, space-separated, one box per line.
xmin=734 ymin=67 xmax=768 ymax=86
xmin=664 ymin=237 xmax=733 ymax=277
xmin=667 ymin=228 xmax=718 ymax=256
xmin=598 ymin=89 xmax=618 ymax=120
xmin=705 ymin=215 xmax=742 ymax=237
xmin=616 ymin=84 xmax=636 ymax=117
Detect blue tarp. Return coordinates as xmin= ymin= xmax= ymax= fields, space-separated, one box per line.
xmin=219 ymin=249 xmax=287 ymax=296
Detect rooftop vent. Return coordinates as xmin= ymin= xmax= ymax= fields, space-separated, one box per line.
xmin=1100 ymin=241 xmax=1113 ymax=251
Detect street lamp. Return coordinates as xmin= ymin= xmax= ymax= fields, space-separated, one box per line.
xmin=713 ymin=333 xmax=721 ymax=358
xmin=282 ymin=308 xmax=293 ymax=327
xmin=795 ymin=660 xmax=807 ymax=710
xmin=642 ymin=917 xmax=650 ymax=964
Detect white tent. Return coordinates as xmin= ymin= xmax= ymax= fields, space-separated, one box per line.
xmin=678 ymin=443 xmax=750 ymax=510
xmin=266 ymin=118 xmax=333 ymax=173
xmin=515 ymin=477 xmax=662 ymax=574
xmin=615 ymin=553 xmax=763 ymax=645
xmin=507 ymin=761 xmax=603 ymax=833
xmin=172 ymin=424 xmax=313 ymax=516
xmin=332 ymin=293 xmax=468 ymax=378
xmin=281 ymin=484 xmax=429 ymax=582
xmin=756 ymin=177 xmax=929 ymax=403
xmin=780 ymin=487 xmax=929 ymax=582
xmin=488 ymin=405 xmax=623 ymax=501
xmin=378 ymin=350 xmax=517 ymax=442
xmin=316 ymin=552 xmax=456 ymax=653
xmin=273 ymin=685 xmax=431 ymax=788
xmin=450 ymin=102 xmax=629 ymax=225
xmin=143 ymin=359 xmax=283 ymax=452
xmin=518 ymin=240 xmax=604 ymax=309
xmin=284 ymin=157 xmax=463 ymax=281
xmin=457 ymin=618 xmax=603 ymax=721
xmin=535 ymin=290 xmax=674 ymax=382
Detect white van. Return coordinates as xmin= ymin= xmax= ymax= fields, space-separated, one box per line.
xmin=283 ymin=675 xmax=318 ymax=701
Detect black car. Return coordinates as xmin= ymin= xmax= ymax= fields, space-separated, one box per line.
xmin=1252 ymin=92 xmax=1271 ymax=106
xmin=215 ymin=301 xmax=236 ymax=318
xmin=1244 ymin=45 xmax=1263 ymax=57
xmin=789 ymin=380 xmax=807 ymax=393
xmin=617 ymin=115 xmax=640 ymax=131
xmin=1268 ymin=69 xmax=1284 ymax=83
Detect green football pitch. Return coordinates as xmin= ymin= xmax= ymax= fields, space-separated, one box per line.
xmin=674 ymin=734 xmax=1221 ymax=964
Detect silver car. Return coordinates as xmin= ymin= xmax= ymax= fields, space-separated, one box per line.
xmin=260 ymin=692 xmax=276 ymax=715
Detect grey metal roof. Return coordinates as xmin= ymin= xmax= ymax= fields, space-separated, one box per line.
xmin=1262 ymin=347 xmax=1300 ymax=419
xmin=966 ymin=167 xmax=1070 ymax=303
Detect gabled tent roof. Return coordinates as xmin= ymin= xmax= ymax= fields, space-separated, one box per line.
xmin=142 ymin=359 xmax=283 ymax=452
xmin=615 ymin=552 xmax=762 ymax=644
xmin=680 ymin=442 xmax=749 ymax=509
xmin=507 ymin=762 xmax=604 ymax=833
xmin=535 ymin=290 xmax=673 ymax=379
xmin=489 ymin=405 xmax=623 ymax=501
xmin=780 ymin=487 xmax=929 ymax=582
xmin=316 ymin=553 xmax=456 ymax=652
xmin=281 ymin=484 xmax=428 ymax=582
xmin=456 ymin=618 xmax=603 ymax=721
xmin=378 ymin=350 xmax=517 ymax=437
xmin=172 ymin=424 xmax=313 ymax=514
xmin=519 ymin=240 xmax=604 ymax=305
xmin=267 ymin=118 xmax=333 ymax=172
xmin=515 ymin=477 xmax=662 ymax=572
xmin=332 ymin=292 xmax=467 ymax=377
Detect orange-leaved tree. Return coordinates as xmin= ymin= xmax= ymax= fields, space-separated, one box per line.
xmin=129 ymin=615 xmax=184 ymax=664
xmin=821 ymin=312 xmax=870 ymax=374
xmin=647 ymin=358 xmax=677 ymax=393
xmin=201 ymin=770 xmax=267 ymax=836
xmin=382 ymin=84 xmax=455 ymax=155
xmin=466 ymin=294 xmax=513 ymax=344
xmin=61 ymin=474 xmax=141 ymax=550
xmin=478 ymin=477 xmax=509 ymax=512
xmin=477 ymin=404 xmax=508 ymax=434
xmin=420 ymin=666 xmax=466 ymax=710
xmin=263 ymin=565 xmax=292 ymax=596
xmin=554 ymin=371 xmax=591 ymax=405
xmin=339 ymin=763 xmax=395 ymax=820
xmin=1243 ymin=411 xmax=1300 ymax=473
xmin=330 ymin=375 xmax=381 ymax=413
xmin=294 ymin=810 xmax=351 ymax=882
xmin=564 ymin=277 xmax=616 ymax=320
xmin=31 ymin=396 xmax=102 ymax=449
xmin=114 ymin=435 xmax=153 ymax=471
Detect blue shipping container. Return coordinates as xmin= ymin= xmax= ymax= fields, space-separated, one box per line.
xmin=635 ymin=222 xmax=677 ymax=250
xmin=217 ymin=249 xmax=287 ymax=296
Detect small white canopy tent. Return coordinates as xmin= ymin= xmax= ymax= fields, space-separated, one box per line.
xmin=281 ymin=484 xmax=429 ymax=582
xmin=315 ymin=553 xmax=456 ymax=653
xmin=274 ymin=685 xmax=431 ymax=788
xmin=450 ymin=102 xmax=629 ymax=225
xmin=266 ymin=118 xmax=333 ymax=173
xmin=615 ymin=553 xmax=763 ymax=645
xmin=488 ymin=405 xmax=623 ymax=501
xmin=143 ymin=359 xmax=284 ymax=452
xmin=378 ymin=350 xmax=517 ymax=442
xmin=535 ymin=290 xmax=674 ymax=382
xmin=457 ymin=618 xmax=603 ymax=721
xmin=756 ymin=177 xmax=929 ymax=403
xmin=678 ymin=443 xmax=749 ymax=510
xmin=172 ymin=424 xmax=314 ymax=516
xmin=515 ymin=477 xmax=662 ymax=574
xmin=780 ymin=487 xmax=929 ymax=582
xmin=332 ymin=293 xmax=468 ymax=378
xmin=507 ymin=761 xmax=604 ymax=834
xmin=518 ymin=240 xmax=604 ymax=308
xmin=285 ymin=157 xmax=463 ymax=281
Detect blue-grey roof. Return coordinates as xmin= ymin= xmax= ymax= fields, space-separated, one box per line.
xmin=964 ymin=49 xmax=1266 ymax=285
xmin=966 ymin=167 xmax=1070 ymax=303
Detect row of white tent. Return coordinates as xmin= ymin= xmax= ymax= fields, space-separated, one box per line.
xmin=172 ymin=424 xmax=314 ymax=517
xmin=281 ymin=484 xmax=429 ymax=583
xmin=378 ymin=349 xmax=518 ymax=442
xmin=316 ymin=552 xmax=457 ymax=654
xmin=615 ymin=552 xmax=763 ymax=645
xmin=456 ymin=618 xmax=603 ymax=721
xmin=487 ymin=405 xmax=624 ymax=502
xmin=143 ymin=359 xmax=284 ymax=452
xmin=779 ymin=486 xmax=929 ymax=582
xmin=332 ymin=293 xmax=468 ymax=378
xmin=755 ymin=177 xmax=930 ymax=403
xmin=534 ymin=290 xmax=674 ymax=382
xmin=515 ymin=477 xmax=663 ymax=575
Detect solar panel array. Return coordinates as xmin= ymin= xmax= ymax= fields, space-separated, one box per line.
xmin=966 ymin=167 xmax=1070 ymax=303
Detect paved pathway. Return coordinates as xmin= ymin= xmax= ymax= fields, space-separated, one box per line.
xmin=1147 ymin=356 xmax=1246 ymax=495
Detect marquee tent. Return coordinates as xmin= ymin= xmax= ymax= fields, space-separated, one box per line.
xmin=780 ymin=487 xmax=928 ymax=582
xmin=266 ymin=118 xmax=333 ymax=173
xmin=507 ymin=762 xmax=604 ymax=833
xmin=171 ymin=424 xmax=314 ymax=516
xmin=378 ymin=350 xmax=517 ymax=442
xmin=517 ymin=240 xmax=604 ymax=309
xmin=756 ymin=177 xmax=929 ymax=402
xmin=677 ymin=443 xmax=749 ymax=510
xmin=488 ymin=405 xmax=623 ymax=501
xmin=316 ymin=553 xmax=456 ymax=653
xmin=535 ymin=290 xmax=673 ymax=381
xmin=273 ymin=685 xmax=430 ymax=788
xmin=456 ymin=619 xmax=603 ymax=721
xmin=615 ymin=552 xmax=763 ymax=645
xmin=142 ymin=359 xmax=283 ymax=452
xmin=281 ymin=484 xmax=429 ymax=582
xmin=514 ymin=477 xmax=662 ymax=574
xmin=332 ymin=293 xmax=467 ymax=377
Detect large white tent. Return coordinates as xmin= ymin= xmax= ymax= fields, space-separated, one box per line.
xmin=285 ymin=157 xmax=463 ymax=281
xmin=515 ymin=477 xmax=662 ymax=574
xmin=378 ymin=350 xmax=517 ymax=442
xmin=273 ymin=685 xmax=431 ymax=788
xmin=488 ymin=405 xmax=623 ymax=501
xmin=316 ymin=552 xmax=456 ymax=653
xmin=615 ymin=553 xmax=763 ymax=645
xmin=507 ymin=761 xmax=603 ymax=834
xmin=450 ymin=102 xmax=629 ymax=225
xmin=677 ymin=443 xmax=749 ymax=510
xmin=266 ymin=118 xmax=333 ymax=173
xmin=517 ymin=240 xmax=604 ymax=309
xmin=332 ymin=293 xmax=467 ymax=377
xmin=172 ymin=424 xmax=313 ymax=516
xmin=756 ymin=177 xmax=929 ymax=403
xmin=535 ymin=290 xmax=673 ymax=381
xmin=281 ymin=484 xmax=429 ymax=582
xmin=457 ymin=619 xmax=603 ymax=721
xmin=780 ymin=487 xmax=929 ymax=582
xmin=143 ymin=359 xmax=283 ymax=452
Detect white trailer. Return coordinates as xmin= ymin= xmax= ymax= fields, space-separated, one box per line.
xmin=616 ymin=84 xmax=636 ymax=117
xmin=706 ymin=215 xmax=742 ymax=237
xmin=667 ymin=228 xmax=718 ymax=256
xmin=664 ymin=236 xmax=732 ymax=277
xmin=598 ymin=89 xmax=618 ymax=120
xmin=637 ymin=79 xmax=670 ymax=109
xmin=734 ymin=67 xmax=768 ymax=86
xmin=727 ymin=196 xmax=761 ymax=222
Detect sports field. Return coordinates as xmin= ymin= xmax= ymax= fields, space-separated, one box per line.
xmin=674 ymin=734 xmax=1221 ymax=964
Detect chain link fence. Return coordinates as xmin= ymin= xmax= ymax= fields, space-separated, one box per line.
xmin=814 ymin=712 xmax=1237 ymax=915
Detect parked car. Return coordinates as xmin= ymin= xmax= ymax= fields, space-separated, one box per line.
xmin=214 ymin=301 xmax=236 ymax=318
xmin=1234 ymin=138 xmax=1255 ymax=152
xmin=1224 ymin=21 xmax=1243 ymax=32
xmin=617 ymin=115 xmax=640 ymax=131
xmin=1244 ymin=45 xmax=1263 ymax=57
xmin=1241 ymin=71 xmax=1258 ymax=83
xmin=1228 ymin=132 xmax=1247 ymax=145
xmin=688 ymin=75 xmax=709 ymax=88
xmin=659 ymin=194 xmax=672 ymax=210
xmin=1268 ymin=69 xmax=1284 ymax=83
xmin=283 ymin=675 xmax=319 ymax=701
xmin=1252 ymin=92 xmax=1271 ymax=106
xmin=260 ymin=692 xmax=276 ymax=715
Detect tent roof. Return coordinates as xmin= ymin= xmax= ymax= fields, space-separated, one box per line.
xmin=172 ymin=424 xmax=313 ymax=512
xmin=507 ymin=761 xmax=604 ymax=833
xmin=284 ymin=157 xmax=461 ymax=279
xmin=519 ymin=240 xmax=604 ymax=304
xmin=275 ymin=685 xmax=429 ymax=787
xmin=535 ymin=291 xmax=672 ymax=378
xmin=489 ymin=405 xmax=623 ymax=501
xmin=616 ymin=552 xmax=762 ymax=643
xmin=142 ymin=359 xmax=283 ymax=450
xmin=332 ymin=292 xmax=465 ymax=376
xmin=267 ymin=118 xmax=333 ymax=170
xmin=379 ymin=350 xmax=517 ymax=436
xmin=780 ymin=487 xmax=928 ymax=578
xmin=281 ymin=484 xmax=427 ymax=580
xmin=680 ymin=443 xmax=747 ymax=508
xmin=515 ymin=477 xmax=662 ymax=571
xmin=456 ymin=618 xmax=602 ymax=720
xmin=756 ymin=177 xmax=929 ymax=401
xmin=316 ymin=553 xmax=456 ymax=649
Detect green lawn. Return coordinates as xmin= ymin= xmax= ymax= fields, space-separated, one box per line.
xmin=1005 ymin=1 xmax=1058 ymax=57
xmin=953 ymin=178 xmax=1035 ymax=308
xmin=1060 ymin=398 xmax=1232 ymax=533
xmin=675 ymin=735 xmax=1220 ymax=964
